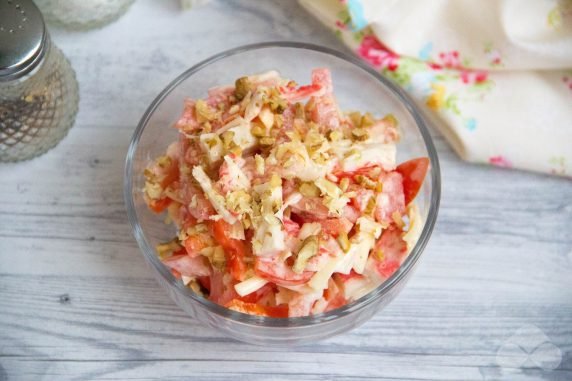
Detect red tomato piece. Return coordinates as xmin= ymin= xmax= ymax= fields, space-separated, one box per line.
xmin=197 ymin=276 xmax=210 ymax=292
xmin=239 ymin=283 xmax=275 ymax=304
xmin=172 ymin=247 xmax=187 ymax=257
xmin=396 ymin=157 xmax=429 ymax=205
xmin=263 ymin=304 xmax=289 ymax=318
xmin=148 ymin=198 xmax=171 ymax=213
xmin=211 ymin=220 xmax=248 ymax=281
xmin=325 ymin=294 xmax=347 ymax=312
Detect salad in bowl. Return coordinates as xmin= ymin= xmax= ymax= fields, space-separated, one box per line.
xmin=142 ymin=68 xmax=429 ymax=318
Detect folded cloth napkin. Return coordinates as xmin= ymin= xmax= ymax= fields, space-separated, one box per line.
xmin=300 ymin=0 xmax=572 ymax=177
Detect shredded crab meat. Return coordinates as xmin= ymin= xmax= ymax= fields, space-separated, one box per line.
xmin=143 ymin=68 xmax=429 ymax=317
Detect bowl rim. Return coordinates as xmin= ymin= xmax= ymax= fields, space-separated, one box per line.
xmin=124 ymin=41 xmax=441 ymax=327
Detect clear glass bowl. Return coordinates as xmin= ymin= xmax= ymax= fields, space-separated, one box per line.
xmin=125 ymin=42 xmax=441 ymax=346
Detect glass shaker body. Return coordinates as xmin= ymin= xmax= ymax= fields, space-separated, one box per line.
xmin=0 ymin=39 xmax=79 ymax=162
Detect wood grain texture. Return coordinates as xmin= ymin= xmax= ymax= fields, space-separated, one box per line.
xmin=1 ymin=1 xmax=572 ymax=380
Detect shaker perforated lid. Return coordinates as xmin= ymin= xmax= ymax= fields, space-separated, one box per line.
xmin=0 ymin=0 xmax=47 ymax=81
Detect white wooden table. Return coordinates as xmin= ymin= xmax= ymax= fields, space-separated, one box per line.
xmin=1 ymin=1 xmax=571 ymax=380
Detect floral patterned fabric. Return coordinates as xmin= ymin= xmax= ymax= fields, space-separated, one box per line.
xmin=300 ymin=0 xmax=572 ymax=177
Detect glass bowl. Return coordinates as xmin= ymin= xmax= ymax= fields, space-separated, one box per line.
xmin=124 ymin=42 xmax=441 ymax=346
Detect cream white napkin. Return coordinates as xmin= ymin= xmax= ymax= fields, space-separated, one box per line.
xmin=300 ymin=0 xmax=572 ymax=176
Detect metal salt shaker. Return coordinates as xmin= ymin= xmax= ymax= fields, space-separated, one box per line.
xmin=0 ymin=0 xmax=79 ymax=162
